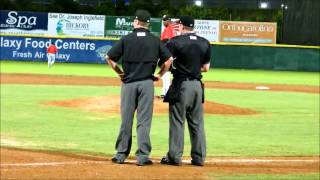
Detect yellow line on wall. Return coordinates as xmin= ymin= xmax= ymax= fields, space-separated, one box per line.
xmin=210 ymin=42 xmax=320 ymax=49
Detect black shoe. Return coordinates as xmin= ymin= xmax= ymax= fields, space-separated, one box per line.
xmin=160 ymin=157 xmax=181 ymax=166
xmin=191 ymin=160 xmax=204 ymax=166
xmin=136 ymin=159 xmax=153 ymax=166
xmin=111 ymin=156 xmax=125 ymax=164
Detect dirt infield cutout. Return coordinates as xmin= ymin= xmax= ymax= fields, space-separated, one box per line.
xmin=44 ymin=95 xmax=258 ymax=115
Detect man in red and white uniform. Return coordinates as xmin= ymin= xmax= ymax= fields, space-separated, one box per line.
xmin=47 ymin=42 xmax=58 ymax=68
xmin=161 ymin=15 xmax=175 ymax=43
xmin=159 ymin=15 xmax=175 ymax=98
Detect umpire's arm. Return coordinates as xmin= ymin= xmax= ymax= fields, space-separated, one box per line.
xmin=105 ymin=38 xmax=125 ymax=79
xmin=201 ymin=41 xmax=211 ymax=72
xmin=201 ymin=63 xmax=210 ymax=72
xmin=157 ymin=57 xmax=173 ymax=77
xmin=154 ymin=41 xmax=174 ymax=80
xmin=105 ymin=56 xmax=124 ymax=79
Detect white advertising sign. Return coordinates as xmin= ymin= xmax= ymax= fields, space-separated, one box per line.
xmin=194 ymin=20 xmax=219 ymax=42
xmin=48 ymin=13 xmax=105 ymax=37
xmin=161 ymin=19 xmax=219 ymax=42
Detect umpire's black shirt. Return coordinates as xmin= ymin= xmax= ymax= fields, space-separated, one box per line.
xmin=166 ymin=33 xmax=211 ymax=79
xmin=107 ymin=28 xmax=172 ymax=83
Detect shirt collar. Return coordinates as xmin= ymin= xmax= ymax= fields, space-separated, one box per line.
xmin=133 ymin=28 xmax=150 ymax=32
xmin=181 ymin=31 xmax=196 ymax=35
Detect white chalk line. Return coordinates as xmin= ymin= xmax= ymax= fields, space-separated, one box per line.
xmin=1 ymin=159 xmax=318 ymax=168
xmin=1 ymin=161 xmax=106 ymax=167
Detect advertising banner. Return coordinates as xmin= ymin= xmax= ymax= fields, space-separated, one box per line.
xmin=0 ymin=10 xmax=48 ymax=35
xmin=0 ymin=35 xmax=114 ymax=63
xmin=160 ymin=19 xmax=219 ymax=42
xmin=105 ymin=16 xmax=161 ymax=38
xmin=48 ymin=13 xmax=105 ymax=37
xmin=219 ymin=21 xmax=277 ymax=44
xmin=194 ymin=20 xmax=219 ymax=42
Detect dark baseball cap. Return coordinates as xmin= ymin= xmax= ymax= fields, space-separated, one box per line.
xmin=178 ymin=16 xmax=194 ymax=28
xmin=135 ymin=9 xmax=151 ymax=23
xmin=162 ymin=15 xmax=171 ymax=21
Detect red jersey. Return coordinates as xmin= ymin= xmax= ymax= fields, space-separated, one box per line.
xmin=161 ymin=24 xmax=174 ymax=41
xmin=47 ymin=45 xmax=58 ymax=54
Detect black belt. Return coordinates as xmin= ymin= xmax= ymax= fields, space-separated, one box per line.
xmin=173 ymin=77 xmax=199 ymax=81
xmin=184 ymin=77 xmax=198 ymax=81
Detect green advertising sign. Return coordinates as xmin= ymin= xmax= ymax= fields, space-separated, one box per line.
xmin=105 ymin=16 xmax=161 ymax=38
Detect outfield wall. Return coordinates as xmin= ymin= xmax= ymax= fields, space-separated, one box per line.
xmin=211 ymin=43 xmax=320 ymax=72
xmin=1 ymin=35 xmax=319 ymax=71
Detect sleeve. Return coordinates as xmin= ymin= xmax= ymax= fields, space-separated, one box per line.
xmin=202 ymin=41 xmax=211 ymax=65
xmin=158 ymin=41 xmax=172 ymax=66
xmin=161 ymin=27 xmax=172 ymax=41
xmin=165 ymin=39 xmax=176 ymax=56
xmin=107 ymin=37 xmax=124 ymax=62
xmin=160 ymin=28 xmax=166 ymax=40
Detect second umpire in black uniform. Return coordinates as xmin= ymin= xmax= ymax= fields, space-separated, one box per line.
xmin=106 ymin=10 xmax=173 ymax=166
xmin=160 ymin=16 xmax=211 ymax=166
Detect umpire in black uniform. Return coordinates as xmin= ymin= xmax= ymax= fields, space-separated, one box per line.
xmin=105 ymin=9 xmax=173 ymax=166
xmin=160 ymin=16 xmax=211 ymax=166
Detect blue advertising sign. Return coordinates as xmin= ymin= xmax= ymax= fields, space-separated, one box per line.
xmin=0 ymin=36 xmax=115 ymax=63
xmin=0 ymin=10 xmax=48 ymax=35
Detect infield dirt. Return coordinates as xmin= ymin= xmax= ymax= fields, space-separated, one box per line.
xmin=1 ymin=148 xmax=319 ymax=180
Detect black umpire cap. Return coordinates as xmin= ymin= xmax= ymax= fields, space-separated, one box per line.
xmin=178 ymin=16 xmax=195 ymax=28
xmin=135 ymin=9 xmax=151 ymax=23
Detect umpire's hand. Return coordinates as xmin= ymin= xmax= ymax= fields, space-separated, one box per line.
xmin=152 ymin=75 xmax=160 ymax=81
xmin=118 ymin=73 xmax=124 ymax=80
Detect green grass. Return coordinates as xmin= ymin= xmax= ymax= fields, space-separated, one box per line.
xmin=1 ymin=84 xmax=319 ymax=157
xmin=205 ymin=89 xmax=319 ymax=156
xmin=202 ymin=68 xmax=319 ymax=86
xmin=1 ymin=61 xmax=319 ymax=159
xmin=0 ymin=60 xmax=118 ymax=77
xmin=1 ymin=60 xmax=319 ymax=86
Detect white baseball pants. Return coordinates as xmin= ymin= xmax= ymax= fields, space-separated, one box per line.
xmin=47 ymin=53 xmax=56 ymax=67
